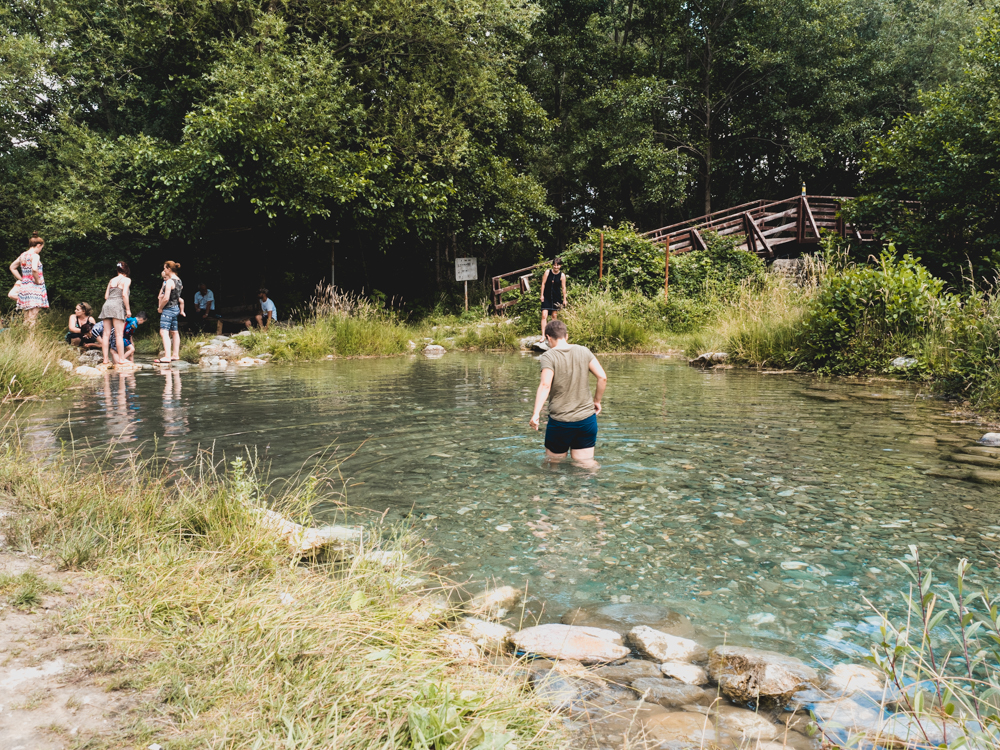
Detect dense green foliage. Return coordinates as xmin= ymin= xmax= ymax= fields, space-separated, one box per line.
xmin=0 ymin=0 xmax=992 ymax=309
xmin=852 ymin=12 xmax=1000 ymax=278
xmin=797 ymin=250 xmax=944 ymax=373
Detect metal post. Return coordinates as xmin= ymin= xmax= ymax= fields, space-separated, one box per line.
xmin=664 ymin=238 xmax=670 ymax=300
xmin=329 ymin=239 xmax=340 ymax=288
xmin=464 ymin=280 xmax=468 ymax=312
xmin=599 ymin=231 xmax=604 ymax=281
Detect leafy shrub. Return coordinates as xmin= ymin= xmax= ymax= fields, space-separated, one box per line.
xmin=798 ymin=248 xmax=943 ymax=373
xmin=560 ymin=288 xmax=652 ymax=351
xmin=668 ymin=231 xmax=767 ymax=301
xmin=561 ymin=223 xmax=666 ymax=297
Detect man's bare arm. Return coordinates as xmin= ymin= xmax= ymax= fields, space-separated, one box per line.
xmin=589 ymin=359 xmax=607 ymax=415
xmin=530 ymin=368 xmax=554 ymax=430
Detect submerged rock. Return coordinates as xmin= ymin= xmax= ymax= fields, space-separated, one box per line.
xmin=824 ymin=663 xmax=888 ymax=697
xmin=592 ymin=659 xmax=663 ymax=684
xmin=509 ymin=624 xmax=629 ymax=664
xmin=74 ymin=365 xmax=102 ymax=376
xmin=644 ymin=710 xmax=718 ymax=744
xmin=708 ymin=645 xmax=819 ymax=708
xmin=714 ymin=704 xmax=780 ymax=741
xmin=626 ymin=625 xmax=708 ymax=663
xmin=978 ymin=433 xmax=1000 ymax=447
xmin=560 ymin=602 xmax=695 ymax=638
xmin=688 ymin=351 xmax=728 ymax=368
xmin=467 ymin=585 xmax=521 ymax=620
xmin=630 ymin=677 xmax=709 ymax=707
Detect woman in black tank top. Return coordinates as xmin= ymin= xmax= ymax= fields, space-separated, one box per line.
xmin=540 ymin=257 xmax=566 ymax=339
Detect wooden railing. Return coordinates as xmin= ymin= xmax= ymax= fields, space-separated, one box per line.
xmin=641 ymin=195 xmax=872 ymax=257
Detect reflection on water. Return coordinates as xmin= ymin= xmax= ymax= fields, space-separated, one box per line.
xmin=23 ymin=354 xmax=999 ymax=662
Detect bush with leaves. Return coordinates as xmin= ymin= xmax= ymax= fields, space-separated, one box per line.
xmin=668 ymin=232 xmax=767 ymax=301
xmin=798 ymin=247 xmax=943 ymax=373
xmin=559 ymin=224 xmax=666 ymax=297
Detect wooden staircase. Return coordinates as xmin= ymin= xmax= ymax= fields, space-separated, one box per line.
xmin=640 ymin=195 xmax=872 ymax=257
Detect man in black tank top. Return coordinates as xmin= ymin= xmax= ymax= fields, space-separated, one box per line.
xmin=539 ymin=258 xmax=566 ymax=340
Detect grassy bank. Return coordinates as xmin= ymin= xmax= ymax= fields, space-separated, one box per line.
xmin=0 ymin=438 xmax=560 ymax=749
xmin=0 ymin=322 xmax=74 ymax=398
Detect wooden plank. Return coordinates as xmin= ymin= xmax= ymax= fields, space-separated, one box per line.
xmin=761 ymin=206 xmax=798 ymax=222
xmin=760 ymin=221 xmax=798 ymax=237
xmin=497 ymin=283 xmax=520 ymax=294
xmin=747 ymin=216 xmax=773 ymax=257
xmin=691 ymin=228 xmax=708 ymax=252
xmin=802 ymin=196 xmax=822 ymax=240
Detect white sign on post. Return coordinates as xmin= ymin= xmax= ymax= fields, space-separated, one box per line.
xmin=455 ymin=258 xmax=477 ymax=311
xmin=455 ymin=258 xmax=478 ymax=281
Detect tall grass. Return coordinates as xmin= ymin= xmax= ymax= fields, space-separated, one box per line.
xmin=246 ymin=285 xmax=413 ymax=361
xmin=0 ymin=324 xmax=73 ymax=397
xmin=0 ymin=435 xmax=562 ymax=749
xmin=454 ymin=318 xmax=520 ymax=351
xmin=560 ymin=288 xmax=654 ymax=352
xmin=715 ymin=278 xmax=812 ymax=368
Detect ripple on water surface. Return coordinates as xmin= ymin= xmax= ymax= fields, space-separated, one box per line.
xmin=28 ymin=354 xmax=999 ymax=663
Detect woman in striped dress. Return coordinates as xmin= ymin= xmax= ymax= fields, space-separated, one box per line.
xmin=8 ymin=233 xmax=49 ymax=327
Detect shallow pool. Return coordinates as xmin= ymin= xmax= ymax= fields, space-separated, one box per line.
xmin=24 ymin=353 xmax=998 ymax=664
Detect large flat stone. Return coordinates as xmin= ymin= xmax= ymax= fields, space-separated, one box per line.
xmin=626 ymin=625 xmax=708 ymax=663
xmin=714 ymin=704 xmax=780 ymax=741
xmin=467 ymin=585 xmax=522 ymax=620
xmin=644 ymin=711 xmax=718 ymax=744
xmin=630 ymin=677 xmax=710 ymax=707
xmin=509 ymin=624 xmax=629 ymax=664
xmin=709 ymin=645 xmax=819 ymax=708
xmin=560 ymin=603 xmax=695 ymax=637
xmin=660 ymin=661 xmax=709 ymax=685
xmin=592 ymin=659 xmax=663 ymax=684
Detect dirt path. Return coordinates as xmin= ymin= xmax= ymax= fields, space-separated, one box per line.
xmin=0 ymin=551 xmax=130 ymax=750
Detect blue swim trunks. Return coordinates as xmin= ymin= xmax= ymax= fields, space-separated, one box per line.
xmin=544 ymin=413 xmax=598 ymax=454
xmin=159 ymin=304 xmax=180 ymax=331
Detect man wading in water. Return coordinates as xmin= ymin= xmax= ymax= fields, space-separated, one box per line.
xmin=529 ymin=320 xmax=608 ymax=467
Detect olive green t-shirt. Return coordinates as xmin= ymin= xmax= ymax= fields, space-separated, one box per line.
xmin=539 ymin=344 xmax=597 ymax=423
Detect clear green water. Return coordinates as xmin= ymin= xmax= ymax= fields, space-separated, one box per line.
xmin=28 ymin=354 xmax=998 ymax=663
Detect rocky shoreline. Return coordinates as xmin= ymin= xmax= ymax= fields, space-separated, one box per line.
xmin=418 ymin=587 xmax=945 ymax=750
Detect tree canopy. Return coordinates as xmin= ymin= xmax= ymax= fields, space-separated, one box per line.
xmin=0 ymin=0 xmax=992 ymax=308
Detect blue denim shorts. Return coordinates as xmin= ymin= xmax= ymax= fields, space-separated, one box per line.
xmin=544 ymin=413 xmax=598 ymax=454
xmin=159 ymin=305 xmax=180 ymax=331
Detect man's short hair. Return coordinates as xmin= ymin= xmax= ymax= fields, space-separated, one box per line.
xmin=545 ymin=320 xmax=568 ymax=340
xmin=259 ymin=288 xmax=268 ymax=296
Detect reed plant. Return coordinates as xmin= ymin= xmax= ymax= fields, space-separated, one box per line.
xmin=0 ymin=434 xmax=562 ymax=749
xmin=854 ymin=547 xmax=1000 ymax=750
xmin=715 ymin=277 xmax=812 ymax=368
xmin=246 ymin=285 xmax=413 ymax=361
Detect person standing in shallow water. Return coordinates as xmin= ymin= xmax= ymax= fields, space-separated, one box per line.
xmin=529 ymin=320 xmax=607 ymax=467
xmin=539 ymin=257 xmax=566 ymax=340
xmin=99 ymin=262 xmax=132 ymax=368
xmin=155 ymin=261 xmax=183 ymax=364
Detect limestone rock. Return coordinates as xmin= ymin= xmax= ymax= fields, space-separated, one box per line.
xmin=561 ymin=603 xmax=695 ymax=638
xmin=689 ymin=351 xmax=728 ymax=368
xmin=644 ymin=711 xmax=718 ymax=744
xmin=709 ymin=645 xmax=819 ymax=708
xmin=74 ymin=365 xmax=102 ymax=376
xmin=592 ymin=659 xmax=663 ymax=684
xmin=422 ymin=344 xmax=446 ymax=357
xmin=660 ymin=661 xmax=709 ymax=685
xmin=509 ymin=624 xmax=629 ymax=664
xmin=529 ymin=669 xmax=602 ymax=713
xmin=58 ymin=359 xmax=74 ymax=372
xmin=77 ymin=350 xmax=102 ymax=364
xmin=626 ymin=625 xmax=708 ymax=663
xmin=978 ymin=433 xmax=1000 ymax=447
xmin=467 ymin=585 xmax=521 ymax=620
xmin=970 ymin=469 xmax=1000 ymax=486
xmin=171 ymin=360 xmax=193 ymax=369
xmin=435 ymin=632 xmax=481 ymax=662
xmin=406 ymin=594 xmax=454 ymax=625
xmin=890 ymin=356 xmax=917 ymax=369
xmin=454 ymin=617 xmax=513 ymax=653
xmin=714 ymin=705 xmax=780 ymax=741
xmin=824 ymin=664 xmax=887 ymax=697
xmin=630 ymin=677 xmax=708 ymax=708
